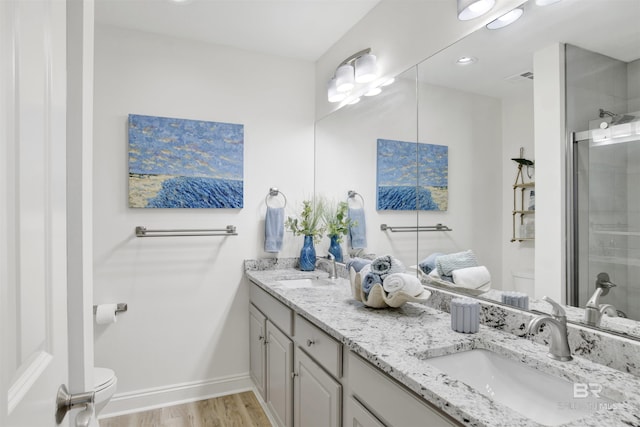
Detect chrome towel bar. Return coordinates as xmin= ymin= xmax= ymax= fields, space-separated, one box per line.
xmin=135 ymin=225 xmax=238 ymax=237
xmin=380 ymin=223 xmax=452 ymax=232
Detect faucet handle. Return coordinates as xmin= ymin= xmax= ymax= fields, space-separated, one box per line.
xmin=542 ymin=296 xmax=566 ymax=318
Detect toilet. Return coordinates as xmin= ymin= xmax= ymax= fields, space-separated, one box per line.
xmin=511 ymin=269 xmax=535 ymax=296
xmin=92 ymin=367 xmax=117 ymax=426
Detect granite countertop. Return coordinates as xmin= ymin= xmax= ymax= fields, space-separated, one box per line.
xmin=245 ymin=267 xmax=640 ymax=427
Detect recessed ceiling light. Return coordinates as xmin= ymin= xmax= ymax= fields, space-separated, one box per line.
xmin=456 ymin=56 xmax=477 ymax=65
xmin=486 ymin=7 xmax=524 ymax=29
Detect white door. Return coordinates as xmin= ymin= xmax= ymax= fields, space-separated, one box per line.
xmin=1 ymin=0 xmax=71 ymax=426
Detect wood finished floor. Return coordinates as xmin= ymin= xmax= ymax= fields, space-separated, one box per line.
xmin=99 ymin=391 xmax=272 ymax=427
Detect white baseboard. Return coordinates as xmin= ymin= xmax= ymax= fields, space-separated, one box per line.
xmin=100 ymin=372 xmax=253 ymax=419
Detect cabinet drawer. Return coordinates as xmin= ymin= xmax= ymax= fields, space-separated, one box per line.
xmin=348 ymin=352 xmax=459 ymax=427
xmin=250 ymin=283 xmax=293 ymax=336
xmin=294 ymin=314 xmax=342 ymax=378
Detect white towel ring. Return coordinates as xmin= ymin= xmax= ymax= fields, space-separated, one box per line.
xmin=347 ymin=190 xmax=364 ymax=207
xmin=266 ymin=187 xmax=287 ymax=208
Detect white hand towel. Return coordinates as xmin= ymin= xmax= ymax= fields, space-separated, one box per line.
xmin=382 ymin=273 xmax=423 ymax=297
xmin=452 ymin=266 xmax=491 ymax=289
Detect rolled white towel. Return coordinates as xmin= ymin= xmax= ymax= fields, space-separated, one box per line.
xmin=452 ymin=266 xmax=491 ymax=289
xmin=382 ymin=273 xmax=423 ymax=297
xmin=359 ymin=264 xmax=372 ymax=277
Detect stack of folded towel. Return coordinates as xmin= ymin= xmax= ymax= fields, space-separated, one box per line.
xmin=346 ymin=257 xmax=372 ymax=273
xmin=419 ymin=250 xmax=491 ymax=290
xmin=382 ymin=273 xmax=423 ymax=297
xmin=370 ymin=255 xmax=405 ymax=279
xmin=351 ymin=254 xmax=424 ymax=300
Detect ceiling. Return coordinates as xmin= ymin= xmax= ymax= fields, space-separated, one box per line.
xmin=417 ymin=0 xmax=640 ymax=99
xmin=95 ymin=0 xmax=381 ymax=61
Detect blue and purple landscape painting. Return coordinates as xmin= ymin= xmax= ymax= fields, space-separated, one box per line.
xmin=376 ymin=139 xmax=448 ymax=211
xmin=128 ymin=114 xmax=244 ymax=208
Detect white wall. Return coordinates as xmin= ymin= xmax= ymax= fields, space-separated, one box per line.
xmin=628 ymin=59 xmax=640 ymax=113
xmin=93 ymin=25 xmax=315 ymax=414
xmin=533 ymin=44 xmax=565 ymax=302
xmin=417 ymin=82 xmax=503 ymax=285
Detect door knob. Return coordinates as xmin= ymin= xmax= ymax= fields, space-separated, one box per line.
xmin=55 ymin=384 xmax=95 ymax=425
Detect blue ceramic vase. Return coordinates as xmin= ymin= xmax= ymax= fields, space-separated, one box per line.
xmin=299 ymin=235 xmax=316 ymax=271
xmin=328 ymin=235 xmax=343 ymax=263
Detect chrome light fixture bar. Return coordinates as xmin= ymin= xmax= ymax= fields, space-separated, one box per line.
xmin=327 ymin=48 xmax=382 ymax=103
xmin=457 ymin=0 xmax=496 ymax=21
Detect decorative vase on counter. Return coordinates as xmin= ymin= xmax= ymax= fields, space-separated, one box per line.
xmin=299 ymin=235 xmax=316 ymax=271
xmin=328 ymin=235 xmax=343 ymax=263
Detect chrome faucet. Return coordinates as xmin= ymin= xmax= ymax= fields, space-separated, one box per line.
xmin=526 ymin=296 xmax=573 ymax=361
xmin=584 ymin=272 xmax=618 ymax=326
xmin=316 ymin=253 xmax=337 ymax=279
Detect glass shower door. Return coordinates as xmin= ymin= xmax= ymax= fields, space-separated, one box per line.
xmin=574 ymin=124 xmax=640 ymax=321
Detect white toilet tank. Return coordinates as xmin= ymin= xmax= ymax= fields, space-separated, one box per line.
xmin=511 ymin=269 xmax=534 ymax=295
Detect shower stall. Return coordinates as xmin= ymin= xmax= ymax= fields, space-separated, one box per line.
xmin=570 ymin=112 xmax=640 ymax=321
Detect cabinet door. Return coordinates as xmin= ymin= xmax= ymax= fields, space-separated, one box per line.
xmin=347 ymin=397 xmax=386 ymax=427
xmin=249 ymin=304 xmax=267 ymax=399
xmin=266 ymin=320 xmax=293 ymax=427
xmin=294 ymin=347 xmax=342 ymax=427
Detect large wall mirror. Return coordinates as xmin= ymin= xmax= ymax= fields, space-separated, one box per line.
xmin=315 ymin=0 xmax=640 ymax=340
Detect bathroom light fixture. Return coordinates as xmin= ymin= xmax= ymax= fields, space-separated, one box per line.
xmin=327 ymin=48 xmax=381 ymax=103
xmin=335 ymin=64 xmax=355 ymax=93
xmin=327 ymin=78 xmax=347 ymax=103
xmin=486 ymin=7 xmax=524 ymax=29
xmin=456 ymin=56 xmax=477 ymax=65
xmin=355 ymin=53 xmax=378 ymax=83
xmin=364 ymin=87 xmax=382 ymax=97
xmin=457 ymin=0 xmax=496 ymax=21
xmin=381 ymin=77 xmax=395 ymax=86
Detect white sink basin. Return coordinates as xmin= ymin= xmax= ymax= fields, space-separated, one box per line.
xmin=425 ymin=349 xmax=619 ymax=426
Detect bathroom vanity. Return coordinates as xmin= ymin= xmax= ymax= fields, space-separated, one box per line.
xmin=245 ymin=259 xmax=640 ymax=427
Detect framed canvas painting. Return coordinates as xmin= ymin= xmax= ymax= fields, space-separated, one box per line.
xmin=128 ymin=114 xmax=244 ymax=208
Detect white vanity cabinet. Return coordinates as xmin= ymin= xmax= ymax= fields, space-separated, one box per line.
xmin=292 ymin=314 xmax=342 ymax=427
xmin=249 ymin=304 xmax=267 ymax=398
xmin=347 ymin=397 xmax=385 ymax=427
xmin=346 ymin=351 xmax=459 ymax=427
xmin=266 ymin=320 xmax=294 ymax=427
xmin=293 ymin=347 xmax=341 ymax=427
xmin=250 ymin=284 xmax=294 ymax=427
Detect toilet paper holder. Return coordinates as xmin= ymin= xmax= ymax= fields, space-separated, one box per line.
xmin=93 ymin=303 xmax=128 ymax=315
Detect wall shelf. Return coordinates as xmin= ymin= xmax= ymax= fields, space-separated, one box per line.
xmin=511 ymin=149 xmax=535 ymax=243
